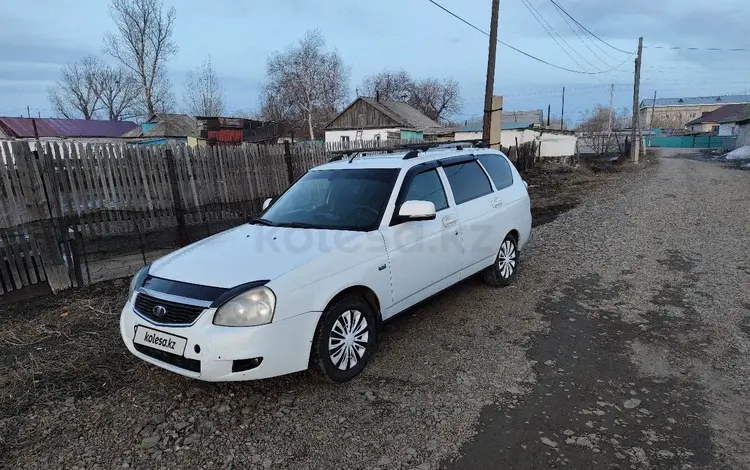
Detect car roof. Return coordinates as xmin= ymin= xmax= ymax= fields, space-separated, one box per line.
xmin=312 ymin=147 xmax=506 ymax=172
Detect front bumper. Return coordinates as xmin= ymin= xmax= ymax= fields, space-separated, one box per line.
xmin=120 ymin=300 xmax=322 ymax=381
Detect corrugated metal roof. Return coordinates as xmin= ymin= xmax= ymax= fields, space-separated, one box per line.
xmin=0 ymin=117 xmax=137 ymax=138
xmin=149 ymin=114 xmax=198 ymax=137
xmin=685 ymin=104 xmax=749 ymax=125
xmin=502 ymin=110 xmax=543 ymax=124
xmin=717 ymin=104 xmax=750 ymax=124
xmin=639 ymin=95 xmax=750 ymax=109
xmin=360 ymin=98 xmax=443 ymax=129
xmin=120 ymin=114 xmax=199 ymax=139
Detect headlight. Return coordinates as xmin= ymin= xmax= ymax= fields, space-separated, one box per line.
xmin=213 ymin=286 xmax=276 ymax=327
xmin=129 ymin=265 xmax=150 ymax=299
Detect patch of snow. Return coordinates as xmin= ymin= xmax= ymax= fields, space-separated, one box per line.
xmin=724 ymin=146 xmax=750 ymax=160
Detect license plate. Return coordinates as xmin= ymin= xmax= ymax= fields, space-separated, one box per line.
xmin=134 ymin=326 xmax=187 ymax=356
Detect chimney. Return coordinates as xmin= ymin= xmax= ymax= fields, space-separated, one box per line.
xmin=376 ymin=90 xmax=380 ymax=102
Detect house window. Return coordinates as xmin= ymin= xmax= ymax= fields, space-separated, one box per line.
xmin=711 ymin=125 xmax=719 ymax=135
xmin=341 ymin=136 xmax=350 ymax=143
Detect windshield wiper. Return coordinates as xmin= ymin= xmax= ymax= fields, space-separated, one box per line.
xmin=274 ymin=222 xmax=322 ymax=229
xmin=248 ymin=218 xmax=276 ymax=226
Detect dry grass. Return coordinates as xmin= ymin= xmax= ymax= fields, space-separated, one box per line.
xmin=0 ymin=280 xmax=147 ymax=455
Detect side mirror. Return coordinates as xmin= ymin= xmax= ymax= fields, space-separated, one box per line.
xmin=398 ymin=200 xmax=436 ymax=221
xmin=262 ymin=198 xmax=273 ymax=210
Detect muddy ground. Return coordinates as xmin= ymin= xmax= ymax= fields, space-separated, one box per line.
xmin=4 ymin=154 xmax=746 ymax=470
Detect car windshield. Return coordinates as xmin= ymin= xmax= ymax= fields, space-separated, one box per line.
xmin=257 ymin=168 xmax=399 ymax=231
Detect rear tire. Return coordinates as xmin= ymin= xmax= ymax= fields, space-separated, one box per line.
xmin=483 ymin=234 xmax=519 ymax=287
xmin=311 ymin=295 xmax=378 ymax=383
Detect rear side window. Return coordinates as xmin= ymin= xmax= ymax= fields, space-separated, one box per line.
xmin=402 ymin=170 xmax=448 ymax=211
xmin=477 ymin=154 xmax=514 ymax=190
xmin=443 ymin=161 xmax=492 ymax=204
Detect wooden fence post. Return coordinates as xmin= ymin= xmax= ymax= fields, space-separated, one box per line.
xmin=283 ymin=141 xmax=295 ymax=185
xmin=19 ymin=142 xmax=72 ymax=292
xmin=165 ymin=148 xmax=188 ymax=247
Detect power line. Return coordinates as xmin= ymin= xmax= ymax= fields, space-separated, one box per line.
xmin=548 ymin=0 xmax=633 ymax=55
xmin=547 ymin=0 xmax=617 ymax=67
xmin=426 ymin=0 xmax=635 ymax=75
xmin=644 ymin=45 xmax=750 ymax=52
xmin=550 ymin=2 xmax=622 ymax=63
xmin=520 ymin=0 xmax=605 ymax=78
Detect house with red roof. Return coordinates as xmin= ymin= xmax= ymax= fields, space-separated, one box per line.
xmin=0 ymin=117 xmax=137 ymax=140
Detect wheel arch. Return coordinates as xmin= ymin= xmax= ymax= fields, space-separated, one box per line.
xmin=324 ymin=285 xmax=382 ymax=323
xmin=507 ymin=229 xmax=519 ymax=244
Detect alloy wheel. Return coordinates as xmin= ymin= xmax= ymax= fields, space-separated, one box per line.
xmin=497 ymin=240 xmax=517 ymax=279
xmin=328 ymin=310 xmax=369 ymax=370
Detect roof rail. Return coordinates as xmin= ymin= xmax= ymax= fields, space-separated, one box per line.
xmin=400 ymin=139 xmax=485 ymax=159
xmin=330 ymin=139 xmax=486 ymax=162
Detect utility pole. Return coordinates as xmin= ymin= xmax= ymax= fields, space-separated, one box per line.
xmin=561 ymin=87 xmax=565 ymax=130
xmin=608 ymin=84 xmax=615 ymax=134
xmin=649 ymin=90 xmax=657 ymax=130
xmin=482 ymin=0 xmax=501 ymax=147
xmin=547 ymin=104 xmax=551 ymax=127
xmin=631 ymin=37 xmax=643 ymax=163
xmin=27 ymin=105 xmax=31 ymax=118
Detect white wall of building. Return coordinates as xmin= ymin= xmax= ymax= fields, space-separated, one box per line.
xmin=499 ymin=129 xmax=577 ymax=157
xmin=719 ymin=123 xmax=738 ymax=136
xmin=538 ymin=133 xmax=577 ymax=157
xmin=499 ymin=129 xmax=537 ymax=147
xmin=738 ymin=123 xmax=750 ymax=148
xmin=325 ymin=128 xmax=401 ymax=143
xmin=454 ymin=131 xmax=482 ymax=141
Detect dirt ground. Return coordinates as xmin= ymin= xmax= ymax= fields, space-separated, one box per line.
xmin=7 ymin=154 xmax=746 ymax=470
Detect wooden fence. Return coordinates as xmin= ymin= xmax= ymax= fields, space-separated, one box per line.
xmin=0 ymin=138 xmax=420 ymax=299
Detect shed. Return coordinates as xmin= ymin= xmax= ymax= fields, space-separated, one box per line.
xmin=122 ymin=114 xmax=198 ymax=145
xmin=718 ymin=105 xmax=750 ymax=147
xmin=684 ymin=104 xmax=748 ymax=134
xmin=324 ymin=97 xmax=451 ymax=143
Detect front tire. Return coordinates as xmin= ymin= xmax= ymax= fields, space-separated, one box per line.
xmin=483 ymin=234 xmax=519 ymax=287
xmin=311 ymin=295 xmax=377 ymax=382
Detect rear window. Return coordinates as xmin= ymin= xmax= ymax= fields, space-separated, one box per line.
xmin=477 ymin=154 xmax=514 ymax=190
xmin=443 ymin=161 xmax=492 ymax=204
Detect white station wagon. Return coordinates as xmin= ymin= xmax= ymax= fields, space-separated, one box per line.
xmin=121 ymin=145 xmax=532 ymax=382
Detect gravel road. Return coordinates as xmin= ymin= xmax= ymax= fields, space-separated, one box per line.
xmin=2 ymin=153 xmax=748 ymax=469
xmin=447 ymin=153 xmax=750 ymax=469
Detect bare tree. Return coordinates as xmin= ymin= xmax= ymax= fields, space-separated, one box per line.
xmin=359 ymin=71 xmax=461 ymax=122
xmin=261 ymin=30 xmax=349 ymax=140
xmin=184 ymin=57 xmax=225 ymax=116
xmin=650 ymin=111 xmax=688 ymax=130
xmin=577 ymin=105 xmax=631 ymax=159
xmin=410 ymin=77 xmax=461 ymax=122
xmin=259 ymin=93 xmax=297 ymax=123
xmin=91 ymin=65 xmax=141 ymax=120
xmin=359 ymin=70 xmax=412 ymax=101
xmin=47 ymin=56 xmax=101 ymax=119
xmin=578 ymin=105 xmax=631 ymax=132
xmin=104 ymin=0 xmax=177 ymax=118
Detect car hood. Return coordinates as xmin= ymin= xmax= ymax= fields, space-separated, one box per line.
xmin=150 ymin=224 xmax=367 ymax=288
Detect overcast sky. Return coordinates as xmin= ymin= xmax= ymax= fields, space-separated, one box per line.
xmin=1 ymin=0 xmax=749 ymax=123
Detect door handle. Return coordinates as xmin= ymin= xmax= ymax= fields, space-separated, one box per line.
xmin=442 ymin=215 xmax=458 ymax=227
xmin=491 ymin=198 xmax=503 ymax=208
